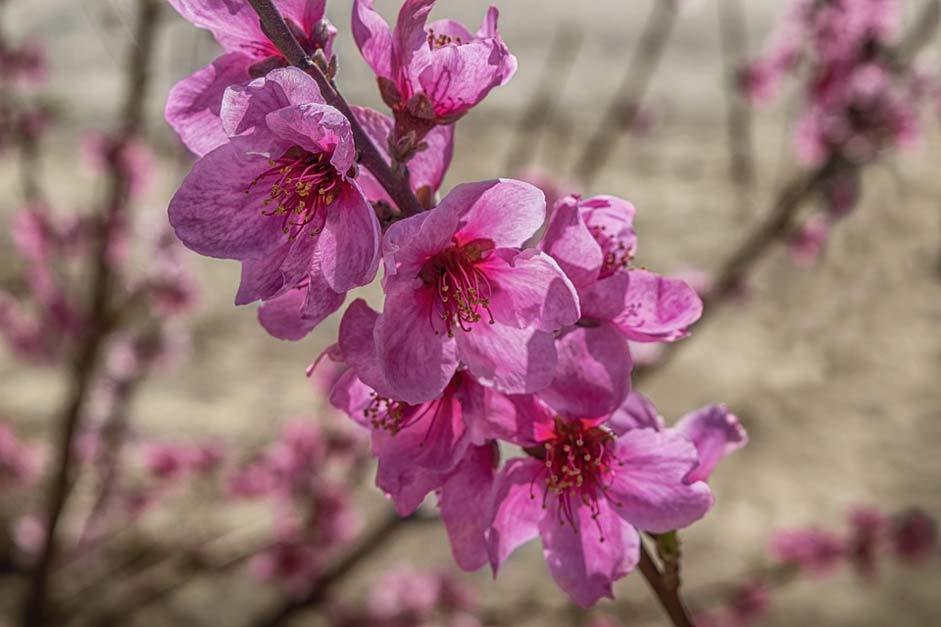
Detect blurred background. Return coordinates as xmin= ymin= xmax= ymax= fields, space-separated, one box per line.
xmin=1 ymin=0 xmax=940 ymax=625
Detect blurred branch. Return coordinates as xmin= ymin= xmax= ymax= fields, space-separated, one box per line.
xmin=20 ymin=1 xmax=162 ymax=624
xmin=573 ymin=0 xmax=677 ymax=187
xmin=716 ymin=0 xmax=755 ymax=200
xmin=252 ymin=511 xmax=434 ymax=627
xmin=503 ymin=25 xmax=583 ymax=173
xmin=245 ymin=0 xmax=424 ymax=218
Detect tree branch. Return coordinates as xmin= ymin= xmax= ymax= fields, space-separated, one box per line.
xmin=638 ymin=540 xmax=695 ymax=627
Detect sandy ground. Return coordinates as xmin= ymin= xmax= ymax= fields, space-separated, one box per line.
xmin=1 ymin=0 xmax=940 ymax=625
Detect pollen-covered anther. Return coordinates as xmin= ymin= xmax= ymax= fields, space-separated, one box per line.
xmin=246 ymin=146 xmax=341 ymax=241
xmin=420 ymin=240 xmax=496 ymax=337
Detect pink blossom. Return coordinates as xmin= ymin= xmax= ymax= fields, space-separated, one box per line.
xmin=846 ymin=505 xmax=889 ymax=578
xmin=82 ymin=133 xmax=154 ymax=199
xmin=674 ymin=404 xmax=748 ymax=483
xmin=248 ymin=518 xmax=322 ymax=597
xmin=891 ymin=508 xmax=937 ymax=564
xmin=768 ymin=527 xmax=845 ymax=576
xmin=168 ymin=68 xmax=380 ymax=340
xmin=788 ymin=214 xmax=831 ymax=268
xmin=352 ymin=0 xmax=516 ymax=139
xmin=12 ymin=514 xmax=46 ymax=556
xmin=375 ymin=179 xmax=579 ymax=404
xmin=539 ymin=194 xmax=702 ymax=415
xmin=165 ymin=0 xmax=336 ymax=156
xmin=0 ymin=423 xmax=41 ymax=490
xmin=487 ymin=393 xmax=713 ymax=606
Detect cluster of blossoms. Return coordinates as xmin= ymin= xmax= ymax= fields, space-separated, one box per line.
xmin=331 ymin=566 xmax=479 ymax=627
xmin=165 ymin=0 xmax=746 ymax=606
xmin=740 ymin=0 xmax=936 ymax=266
xmin=0 ymin=421 xmax=42 ymax=493
xmin=228 ymin=415 xmax=366 ymax=596
xmin=696 ymin=505 xmax=939 ymax=626
xmin=0 ymin=26 xmax=45 ymax=155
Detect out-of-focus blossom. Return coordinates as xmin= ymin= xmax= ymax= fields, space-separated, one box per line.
xmin=788 ymin=214 xmax=831 ymax=267
xmin=891 ymin=508 xmax=938 ymax=564
xmin=0 ymin=423 xmax=42 ymax=489
xmin=846 ymin=505 xmax=888 ymax=578
xmin=768 ymin=527 xmax=845 ymax=575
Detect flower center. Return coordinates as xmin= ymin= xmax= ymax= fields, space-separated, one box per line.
xmin=420 ymin=239 xmax=495 ymax=337
xmin=589 ymin=223 xmax=634 ymax=278
xmin=427 ymin=29 xmax=464 ymax=49
xmin=538 ymin=419 xmax=622 ymax=534
xmin=362 ymin=391 xmax=448 ymax=443
xmin=248 ymin=146 xmax=341 ymax=242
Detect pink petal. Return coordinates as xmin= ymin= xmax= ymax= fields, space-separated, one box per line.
xmin=392 ymin=0 xmax=437 ymax=88
xmin=234 ymin=221 xmax=317 ymax=305
xmin=607 ymin=428 xmax=713 ymax=533
xmin=168 ymin=143 xmax=288 ymax=259
xmin=440 ymin=444 xmax=496 ymax=571
xmin=579 ymin=272 xmax=630 ymax=322
xmin=608 ymin=392 xmax=665 ymax=435
xmin=539 ymin=500 xmax=640 ymax=607
xmin=540 ymin=325 xmax=632 ymax=419
xmin=316 ymin=183 xmax=381 ymax=292
xmin=478 ymin=391 xmax=554 ymax=447
xmin=376 ymin=290 xmax=459 ymax=405
xmin=351 ymin=0 xmax=394 ymax=79
xmin=381 ymin=208 xmax=452 ymax=293
xmin=488 ymin=458 xmax=546 ymax=574
xmin=580 ymin=195 xmax=637 ymax=256
xmin=674 ymin=404 xmax=747 ymax=483
xmin=166 ymin=0 xmax=268 ymax=55
xmin=611 ymin=270 xmax=703 ymax=343
xmin=264 ymin=103 xmax=355 ymax=173
xmin=418 ymin=37 xmax=517 ymax=118
xmin=451 ymin=179 xmax=545 ymax=248
xmin=257 ymin=263 xmax=345 ymax=340
xmin=337 ymin=298 xmax=393 ymax=397
xmin=541 ymin=195 xmax=604 ymax=289
xmin=165 ymin=52 xmax=251 ymax=157
xmin=454 ymin=322 xmax=557 ymax=395
xmin=328 ymin=369 xmax=376 ymax=429
xmin=378 ymin=463 xmax=442 ymax=516
xmin=484 ymin=249 xmax=580 ymax=332
xmin=221 ymin=66 xmax=324 ymax=155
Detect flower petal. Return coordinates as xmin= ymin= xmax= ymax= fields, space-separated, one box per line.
xmin=418 ymin=37 xmax=517 ymax=119
xmin=608 ymin=392 xmax=665 ymax=435
xmin=488 ymin=458 xmax=545 ymax=574
xmin=376 ymin=289 xmax=459 ymax=405
xmin=674 ymin=404 xmax=747 ymax=483
xmin=610 ymin=270 xmax=703 ymax=343
xmin=166 ymin=52 xmax=251 ymax=157
xmin=484 ymin=249 xmax=580 ymax=332
xmin=167 ymin=0 xmax=268 ymax=54
xmin=257 ymin=264 xmax=345 ymax=341
xmin=607 ymin=429 xmax=713 ymax=533
xmin=317 ymin=183 xmax=381 ymax=292
xmin=541 ymin=195 xmax=604 ymax=289
xmin=540 ymin=325 xmax=632 ymax=419
xmin=351 ymin=0 xmax=394 ymax=79
xmin=450 ymin=179 xmax=545 ymax=248
xmin=454 ymin=322 xmax=557 ymax=395
xmin=539 ymin=500 xmax=640 ymax=607
xmin=264 ymin=102 xmax=355 ymax=173
xmin=168 ymin=143 xmax=287 ymax=259
xmin=337 ymin=298 xmax=393 ymax=397
xmin=440 ymin=444 xmax=496 ymax=571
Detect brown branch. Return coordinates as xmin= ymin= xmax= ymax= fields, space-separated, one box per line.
xmin=245 ymin=0 xmax=424 ymax=219
xmin=637 ymin=540 xmax=695 ymax=627
xmin=573 ymin=0 xmax=677 ymax=187
xmin=503 ymin=25 xmax=583 ymax=173
xmin=717 ymin=0 xmax=755 ymax=196
xmin=19 ymin=1 xmax=162 ymax=624
xmin=252 ymin=512 xmax=424 ymax=627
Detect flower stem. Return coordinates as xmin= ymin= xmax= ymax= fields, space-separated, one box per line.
xmin=245 ymin=0 xmax=425 ymax=219
xmin=638 ymin=540 xmax=695 ymax=627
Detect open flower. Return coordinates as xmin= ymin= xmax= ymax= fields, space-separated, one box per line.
xmin=352 ymin=0 xmax=516 ymax=140
xmin=166 ymin=0 xmax=337 ymax=156
xmin=168 ymin=68 xmax=381 ymax=339
xmin=487 ymin=393 xmax=714 ymax=607
xmin=539 ymin=195 xmax=702 ymax=415
xmin=375 ymin=179 xmax=579 ymax=404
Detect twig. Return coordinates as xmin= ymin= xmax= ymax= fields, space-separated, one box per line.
xmin=716 ymin=0 xmax=755 ymax=198
xmin=503 ymin=25 xmax=583 ymax=173
xmin=573 ymin=0 xmax=677 ymax=187
xmin=245 ymin=0 xmax=424 ymax=218
xmin=637 ymin=540 xmax=695 ymax=627
xmin=19 ymin=1 xmax=162 ymax=623
xmin=252 ymin=512 xmax=422 ymax=627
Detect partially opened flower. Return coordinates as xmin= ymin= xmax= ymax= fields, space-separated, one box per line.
xmin=352 ymin=0 xmax=516 ymax=140
xmin=376 ymin=179 xmax=579 ymax=404
xmin=166 ymin=0 xmax=337 ymax=156
xmin=168 ymin=68 xmax=381 ymax=340
xmin=539 ymin=195 xmax=702 ymax=415
xmin=487 ymin=393 xmax=714 ymax=607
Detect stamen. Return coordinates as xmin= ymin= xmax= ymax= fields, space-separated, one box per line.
xmin=420 ymin=240 xmax=495 ymax=337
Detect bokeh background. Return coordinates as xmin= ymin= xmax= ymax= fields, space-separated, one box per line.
xmin=1 ymin=0 xmax=940 ymax=625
